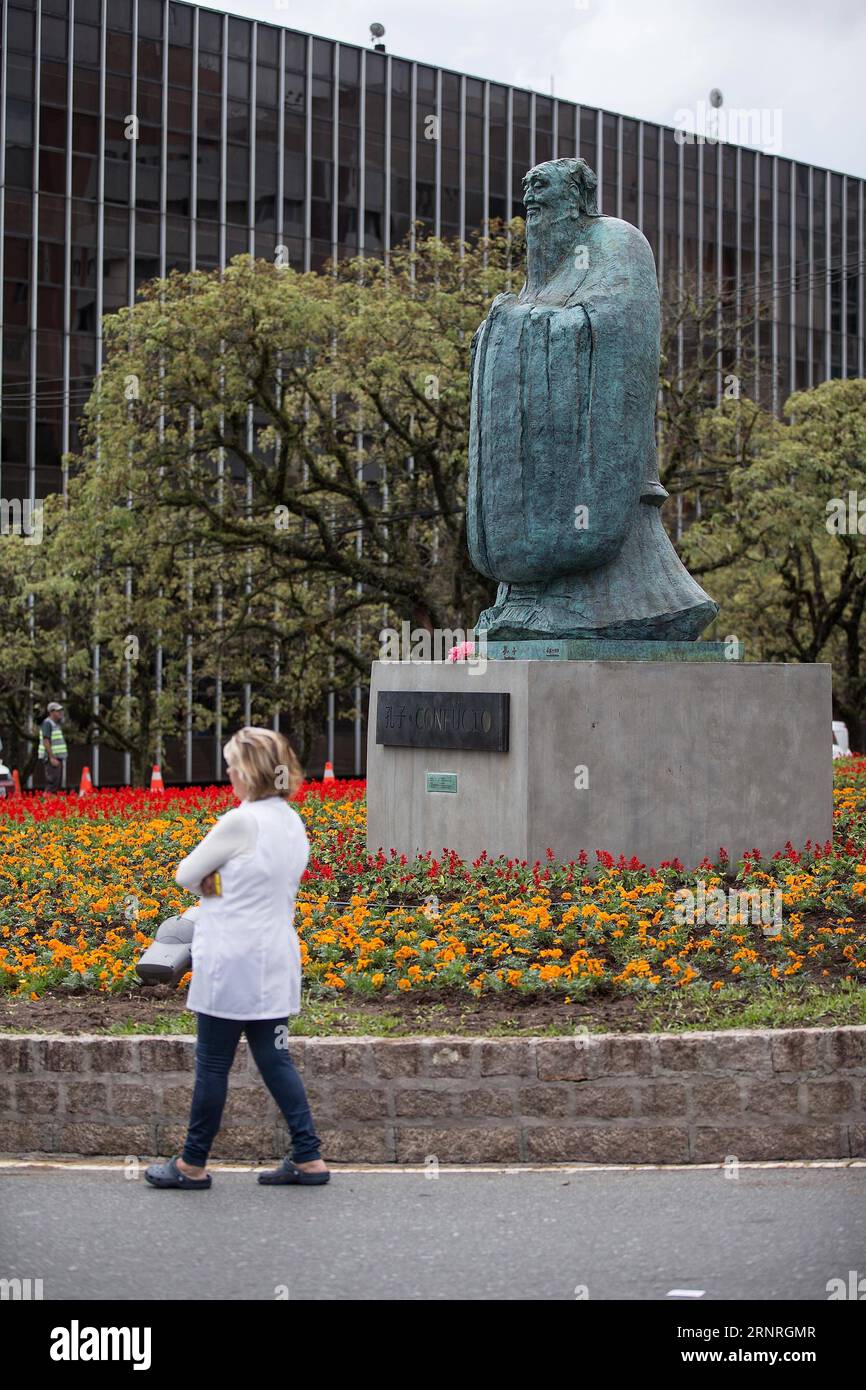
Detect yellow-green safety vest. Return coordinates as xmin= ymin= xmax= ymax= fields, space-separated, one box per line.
xmin=39 ymin=721 xmax=68 ymax=760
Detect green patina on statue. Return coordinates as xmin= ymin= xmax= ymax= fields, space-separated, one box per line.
xmin=467 ymin=157 xmax=718 ymax=641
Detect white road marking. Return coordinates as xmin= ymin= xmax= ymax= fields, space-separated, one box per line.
xmin=0 ymin=1158 xmax=862 ymax=1174
xmin=667 ymin=1289 xmax=706 ymax=1298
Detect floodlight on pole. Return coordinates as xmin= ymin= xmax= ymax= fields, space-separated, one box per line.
xmin=708 ymin=88 xmax=723 ymax=142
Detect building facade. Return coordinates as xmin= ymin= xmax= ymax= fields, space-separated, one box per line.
xmin=1 ymin=0 xmax=864 ymax=778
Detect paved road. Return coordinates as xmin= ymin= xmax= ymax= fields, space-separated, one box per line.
xmin=1 ymin=1161 xmax=864 ymax=1301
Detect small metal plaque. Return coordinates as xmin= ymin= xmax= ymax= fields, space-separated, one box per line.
xmin=376 ymin=690 xmax=510 ymax=752
xmin=426 ymin=772 xmax=458 ymax=794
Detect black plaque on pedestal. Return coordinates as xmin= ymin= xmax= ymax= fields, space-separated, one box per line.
xmin=376 ymin=690 xmax=510 ymax=752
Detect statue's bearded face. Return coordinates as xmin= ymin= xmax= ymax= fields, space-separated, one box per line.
xmin=523 ymin=163 xmax=571 ymax=226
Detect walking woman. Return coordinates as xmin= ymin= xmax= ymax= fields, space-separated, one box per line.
xmin=145 ymin=728 xmax=329 ymax=1191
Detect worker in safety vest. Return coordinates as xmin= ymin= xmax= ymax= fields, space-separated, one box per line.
xmin=38 ymin=701 xmax=68 ymax=792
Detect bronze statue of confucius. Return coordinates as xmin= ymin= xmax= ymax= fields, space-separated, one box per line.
xmin=467 ymin=156 xmax=717 ymax=642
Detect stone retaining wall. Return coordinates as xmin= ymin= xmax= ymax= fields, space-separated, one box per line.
xmin=1 ymin=1027 xmax=865 ymax=1163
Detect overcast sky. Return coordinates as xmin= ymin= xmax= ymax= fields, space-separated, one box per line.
xmin=206 ymin=0 xmax=866 ymax=179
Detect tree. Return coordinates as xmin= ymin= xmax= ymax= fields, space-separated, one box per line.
xmin=0 ymin=476 xmax=201 ymax=783
xmin=656 ymin=268 xmax=774 ymax=503
xmin=0 ymin=452 xmax=355 ymax=782
xmin=70 ymin=229 xmax=526 ymax=667
xmin=680 ymin=379 xmax=866 ymax=744
xmin=0 ymin=513 xmax=59 ymax=782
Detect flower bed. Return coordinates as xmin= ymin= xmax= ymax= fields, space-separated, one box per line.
xmin=1 ymin=767 xmax=866 ymax=1001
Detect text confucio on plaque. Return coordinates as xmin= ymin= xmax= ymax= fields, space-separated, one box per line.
xmin=375 ymin=691 xmax=510 ymax=752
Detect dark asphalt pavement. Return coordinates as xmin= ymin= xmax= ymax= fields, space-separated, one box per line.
xmin=1 ymin=1161 xmax=864 ymax=1301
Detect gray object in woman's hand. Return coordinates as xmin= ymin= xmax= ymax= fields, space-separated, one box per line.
xmin=136 ymin=910 xmax=197 ymax=986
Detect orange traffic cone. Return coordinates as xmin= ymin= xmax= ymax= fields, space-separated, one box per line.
xmin=11 ymin=769 xmax=21 ymax=797
xmin=150 ymin=764 xmax=165 ymax=793
xmin=323 ymin=760 xmax=335 ymax=781
xmin=79 ymin=766 xmax=93 ymax=796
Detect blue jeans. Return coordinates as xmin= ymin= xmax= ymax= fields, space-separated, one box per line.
xmin=182 ymin=1012 xmax=322 ymax=1167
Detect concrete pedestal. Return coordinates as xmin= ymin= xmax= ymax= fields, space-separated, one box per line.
xmin=365 ymin=659 xmax=833 ymax=867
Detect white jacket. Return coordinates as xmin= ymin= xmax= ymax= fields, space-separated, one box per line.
xmin=175 ymin=797 xmax=310 ymax=1020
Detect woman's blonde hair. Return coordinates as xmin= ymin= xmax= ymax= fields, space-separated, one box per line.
xmin=223 ymin=727 xmax=304 ymax=801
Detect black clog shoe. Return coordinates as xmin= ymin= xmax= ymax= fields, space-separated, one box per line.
xmin=257 ymin=1158 xmax=330 ymax=1186
xmin=144 ymin=1155 xmax=212 ymax=1189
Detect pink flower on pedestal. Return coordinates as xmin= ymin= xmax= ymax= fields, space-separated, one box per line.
xmin=447 ymin=641 xmax=475 ymax=662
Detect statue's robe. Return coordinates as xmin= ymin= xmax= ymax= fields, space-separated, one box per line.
xmin=467 ymin=214 xmax=717 ymax=640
